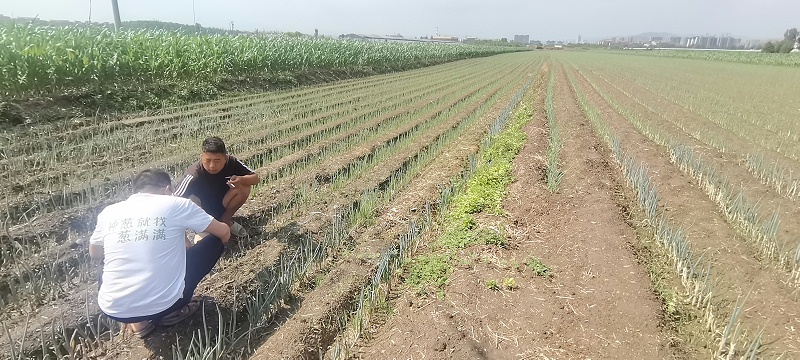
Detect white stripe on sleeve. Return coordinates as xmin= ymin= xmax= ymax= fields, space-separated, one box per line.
xmin=173 ymin=174 xmax=194 ymax=197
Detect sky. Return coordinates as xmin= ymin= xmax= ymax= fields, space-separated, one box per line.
xmin=2 ymin=0 xmax=798 ymax=42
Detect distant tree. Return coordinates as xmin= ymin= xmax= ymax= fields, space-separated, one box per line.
xmin=500 ymin=37 xmax=507 ymax=42
xmin=762 ymin=28 xmax=800 ymax=53
xmin=778 ymin=40 xmax=795 ymax=53
xmin=784 ymin=28 xmax=798 ymax=42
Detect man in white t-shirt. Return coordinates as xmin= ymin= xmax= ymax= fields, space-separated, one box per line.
xmin=89 ymin=169 xmax=231 ymax=338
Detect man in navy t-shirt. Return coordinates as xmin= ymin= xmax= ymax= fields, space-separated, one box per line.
xmin=174 ymin=137 xmax=260 ymax=237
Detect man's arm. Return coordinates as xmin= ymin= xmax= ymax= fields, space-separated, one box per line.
xmin=203 ymin=219 xmax=231 ymax=244
xmin=228 ymin=173 xmax=259 ymax=187
xmin=88 ymin=213 xmax=106 ymax=264
xmin=173 ymin=170 xmax=197 ymax=198
xmin=228 ymin=157 xmax=260 ymax=187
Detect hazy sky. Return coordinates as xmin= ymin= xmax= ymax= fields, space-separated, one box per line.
xmin=2 ymin=0 xmax=797 ymax=41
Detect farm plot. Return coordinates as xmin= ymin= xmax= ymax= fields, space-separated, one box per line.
xmin=0 ymin=52 xmax=542 ymax=359
xmin=559 ymin=52 xmax=800 ymax=357
xmin=349 ymin=52 xmax=800 ymax=359
xmin=7 ymin=49 xmax=796 ymax=359
xmin=350 ymin=59 xmax=675 ymax=359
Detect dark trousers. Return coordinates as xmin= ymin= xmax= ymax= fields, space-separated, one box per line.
xmin=104 ymin=234 xmax=225 ymax=323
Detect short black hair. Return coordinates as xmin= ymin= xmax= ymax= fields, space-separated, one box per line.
xmin=202 ymin=136 xmax=227 ymax=154
xmin=132 ymin=169 xmax=172 ymax=192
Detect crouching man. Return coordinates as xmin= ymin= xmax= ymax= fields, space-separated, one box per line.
xmin=89 ymin=169 xmax=231 ymax=338
xmin=174 ymin=136 xmax=260 ymax=238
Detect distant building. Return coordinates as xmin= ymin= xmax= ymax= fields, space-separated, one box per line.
xmin=683 ymin=34 xmax=741 ymax=49
xmin=650 ymin=36 xmax=663 ymax=42
xmin=430 ymin=35 xmax=460 ymax=42
xmin=717 ymin=36 xmax=741 ymax=49
xmin=513 ymin=35 xmax=530 ymax=44
xmin=669 ymin=36 xmax=682 ymax=45
xmin=339 ymin=34 xmax=459 ymax=44
xmin=577 ymin=35 xmax=582 ymax=44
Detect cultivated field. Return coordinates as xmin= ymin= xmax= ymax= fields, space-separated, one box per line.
xmin=352 ymin=51 xmax=800 ymax=359
xmin=2 ymin=48 xmax=800 ymax=359
xmin=0 ymin=51 xmax=538 ymax=358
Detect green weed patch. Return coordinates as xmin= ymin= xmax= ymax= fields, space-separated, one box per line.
xmin=403 ymin=103 xmax=533 ymax=292
xmin=404 ymin=254 xmax=452 ymax=293
xmin=525 ymin=257 xmax=552 ymax=278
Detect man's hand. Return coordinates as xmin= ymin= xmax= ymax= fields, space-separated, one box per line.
xmin=204 ymin=219 xmax=232 ymax=244
xmin=228 ymin=174 xmax=259 ymax=187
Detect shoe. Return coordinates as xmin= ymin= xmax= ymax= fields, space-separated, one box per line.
xmin=131 ymin=321 xmax=156 ymax=338
xmin=160 ymin=300 xmax=201 ymax=326
xmin=230 ymin=222 xmax=247 ymax=237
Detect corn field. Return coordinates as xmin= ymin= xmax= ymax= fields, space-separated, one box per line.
xmin=0 ymin=22 xmax=522 ymax=98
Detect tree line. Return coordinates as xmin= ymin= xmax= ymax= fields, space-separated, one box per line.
xmin=762 ymin=28 xmax=799 ymax=53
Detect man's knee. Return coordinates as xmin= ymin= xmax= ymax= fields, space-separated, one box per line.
xmin=233 ymin=184 xmax=251 ymax=198
xmin=223 ymin=185 xmax=251 ymax=208
xmin=196 ymin=234 xmax=225 ymax=253
xmin=185 ymin=234 xmax=224 ymax=282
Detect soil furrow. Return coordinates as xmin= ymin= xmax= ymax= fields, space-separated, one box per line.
xmin=567 ymin=59 xmax=800 ymax=358
xmin=201 ymin=63 xmax=531 ymax=310
xmin=572 ymin=66 xmax=800 ymax=278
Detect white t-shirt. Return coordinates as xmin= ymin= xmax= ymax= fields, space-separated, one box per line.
xmin=89 ymin=193 xmax=214 ymax=318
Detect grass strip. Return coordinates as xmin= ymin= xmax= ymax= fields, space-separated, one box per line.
xmin=404 ymin=102 xmax=534 ymax=295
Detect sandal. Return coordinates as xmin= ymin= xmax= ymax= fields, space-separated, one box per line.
xmin=131 ymin=321 xmax=156 ymax=338
xmin=160 ymin=300 xmax=201 ymax=326
xmin=231 ymin=222 xmax=247 ymax=237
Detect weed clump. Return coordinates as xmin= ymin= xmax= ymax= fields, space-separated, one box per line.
xmin=404 ymin=254 xmax=452 ymax=294
xmin=502 ymin=277 xmax=517 ymax=290
xmin=485 ymin=279 xmax=500 ymax=290
xmin=526 ymin=257 xmax=552 ymax=278
xmin=403 ymin=101 xmax=533 ymax=298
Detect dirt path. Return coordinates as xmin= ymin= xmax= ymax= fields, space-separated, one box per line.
xmin=353 ymin=61 xmax=673 ymax=359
